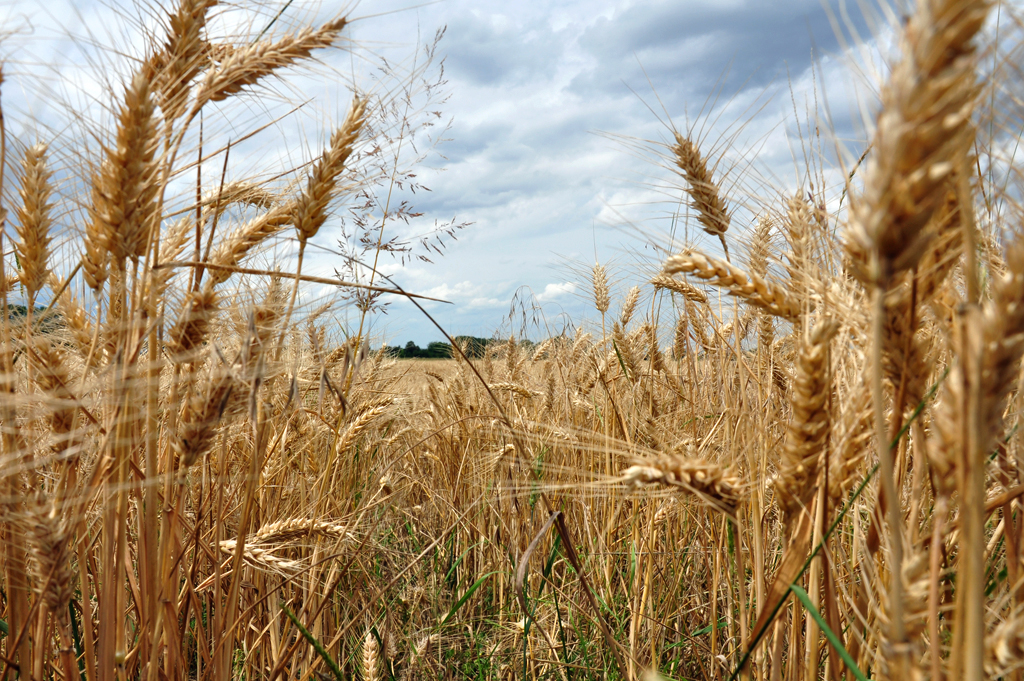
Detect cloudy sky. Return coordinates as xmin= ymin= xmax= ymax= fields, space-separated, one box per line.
xmin=0 ymin=0 xmax=909 ymax=344
xmin=342 ymin=0 xmax=884 ymax=344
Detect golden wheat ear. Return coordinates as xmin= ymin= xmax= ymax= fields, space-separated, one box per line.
xmin=662 ymin=249 xmax=802 ymax=321
xmin=591 ymin=263 xmax=610 ymax=314
xmin=151 ymin=0 xmax=219 ymax=122
xmin=294 ymin=97 xmax=367 ymax=245
xmin=845 ymin=0 xmax=991 ymax=283
xmin=772 ymin=319 xmax=837 ymax=518
xmin=195 ymin=17 xmax=349 ymax=109
xmin=619 ymin=453 xmax=740 ymax=516
xmin=672 ymin=132 xmax=730 ymax=258
xmin=13 ymin=143 xmax=53 ymax=305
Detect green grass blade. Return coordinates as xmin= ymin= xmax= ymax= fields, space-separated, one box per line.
xmin=439 ymin=571 xmax=499 ymax=627
xmin=790 ymin=585 xmax=868 ymax=681
xmin=445 ymin=540 xmax=485 ymax=584
xmin=281 ymin=602 xmax=344 ymax=681
xmin=688 ymin=618 xmax=727 ymax=637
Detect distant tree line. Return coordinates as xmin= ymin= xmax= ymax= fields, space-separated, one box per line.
xmin=5 ymin=304 xmax=64 ymax=334
xmin=383 ymin=336 xmax=537 ymax=359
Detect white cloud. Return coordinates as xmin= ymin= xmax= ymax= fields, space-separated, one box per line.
xmin=536 ymin=282 xmax=577 ymax=302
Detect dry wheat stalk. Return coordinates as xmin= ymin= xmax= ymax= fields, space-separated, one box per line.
xmin=719 ymin=312 xmax=753 ymax=347
xmin=531 ymin=337 xmax=558 ymax=362
xmin=176 ymin=369 xmax=234 ymax=468
xmin=146 ymin=215 xmax=193 ymax=308
xmin=662 ymin=250 xmax=802 ymax=321
xmin=217 ymin=541 xmax=302 ymax=574
xmin=207 ymin=203 xmax=293 ymax=285
xmin=611 ymin=321 xmax=643 ymax=383
xmin=363 ymin=630 xmax=379 ymax=681
xmin=27 ymin=499 xmax=74 ymax=623
xmin=26 ymin=338 xmax=77 ymax=438
xmin=152 ymin=0 xmax=218 ymax=121
xmin=931 ymin=242 xmax=1024 ymax=496
xmin=47 ymin=274 xmax=95 ymax=356
xmin=828 ymin=380 xmax=874 ymax=500
xmin=250 ymin=518 xmax=352 ymax=544
xmin=685 ymin=299 xmax=711 ymax=351
xmin=88 ymin=71 xmax=160 ymax=266
xmin=620 ymin=285 xmax=641 ymax=326
xmin=592 ymin=263 xmax=610 ymax=314
xmin=784 ymin=195 xmax=813 ymax=293
xmin=672 ymin=315 xmax=688 ymax=360
xmin=751 ymin=217 xmax=776 ymax=376
xmin=335 ymin=404 xmax=388 ymax=455
xmin=167 ymin=285 xmax=219 ymax=360
xmin=881 ymin=293 xmax=934 ymax=408
xmin=489 ymin=382 xmax=538 ymax=399
xmin=201 ymin=180 xmax=278 ymax=212
xmin=986 ymin=611 xmax=1024 ymax=676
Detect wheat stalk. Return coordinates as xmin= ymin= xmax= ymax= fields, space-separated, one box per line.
xmin=845 ymin=0 xmax=991 ymax=282
xmin=651 ymin=273 xmax=708 ymax=304
xmin=88 ymin=71 xmax=160 ymax=267
xmin=151 ymin=0 xmax=219 ymax=121
xmin=27 ymin=499 xmax=74 ymax=623
xmin=363 ymin=630 xmax=379 ymax=681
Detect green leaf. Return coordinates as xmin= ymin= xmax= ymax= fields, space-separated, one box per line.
xmin=439 ymin=571 xmax=499 ymax=627
xmin=445 ymin=540 xmax=485 ymax=584
xmin=280 ymin=602 xmax=344 ymax=681
xmin=612 ymin=340 xmax=630 ymax=381
xmin=0 ymin=617 xmax=7 ymax=637
xmin=688 ymin=618 xmax=726 ymax=637
xmin=790 ymin=585 xmax=869 ymax=681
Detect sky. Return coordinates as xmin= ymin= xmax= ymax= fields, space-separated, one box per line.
xmin=0 ymin=0 xmax=922 ymax=344
xmin=340 ymin=0 xmax=886 ymax=344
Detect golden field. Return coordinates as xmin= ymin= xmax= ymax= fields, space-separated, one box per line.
xmin=2 ymin=1 xmax=1024 ymax=680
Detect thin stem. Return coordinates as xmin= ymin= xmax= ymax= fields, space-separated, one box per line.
xmin=871 ymin=271 xmax=907 ymax=653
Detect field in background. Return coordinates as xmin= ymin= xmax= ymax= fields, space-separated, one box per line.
xmin=2 ymin=1 xmax=1024 ymax=681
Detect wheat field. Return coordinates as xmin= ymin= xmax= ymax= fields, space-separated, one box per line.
xmin=1 ymin=0 xmax=1024 ymax=680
